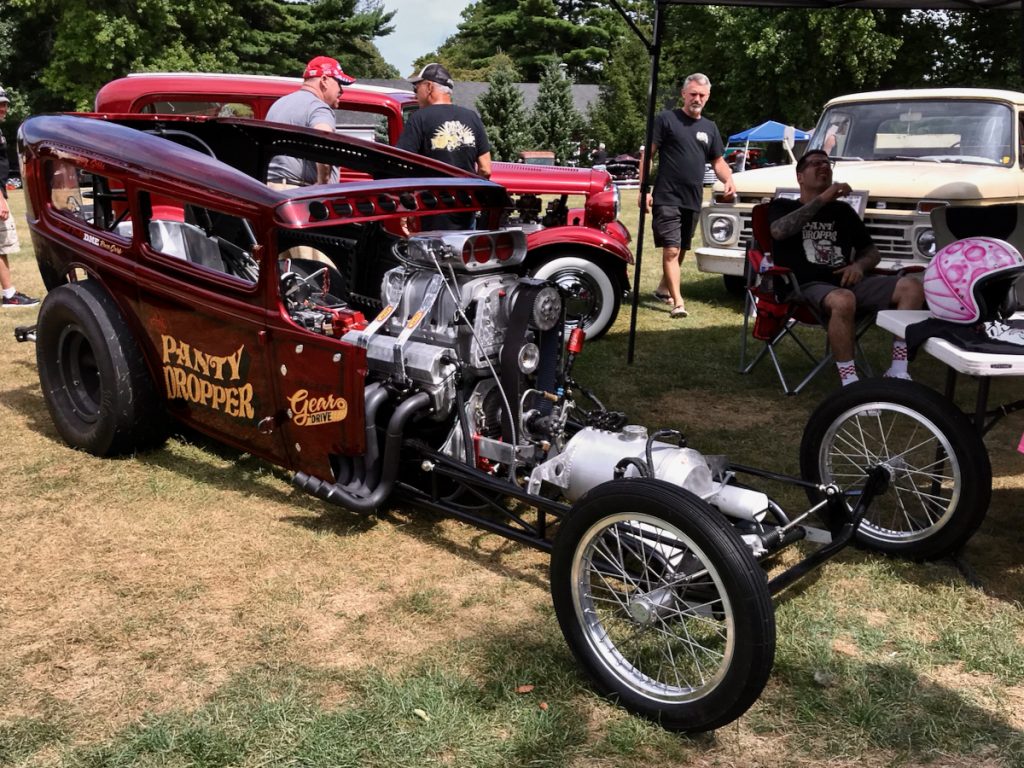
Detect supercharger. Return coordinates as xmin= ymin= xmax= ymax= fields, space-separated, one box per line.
xmin=340 ymin=229 xmax=770 ymax=533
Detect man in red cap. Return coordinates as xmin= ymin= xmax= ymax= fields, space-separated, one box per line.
xmin=266 ymin=56 xmax=355 ymax=187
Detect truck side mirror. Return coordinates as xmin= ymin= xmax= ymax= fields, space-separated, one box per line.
xmin=782 ymin=125 xmax=795 ymax=151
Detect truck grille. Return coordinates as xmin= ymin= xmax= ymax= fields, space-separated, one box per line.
xmin=734 ymin=212 xmax=915 ymax=260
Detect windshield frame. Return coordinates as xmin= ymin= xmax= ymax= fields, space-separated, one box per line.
xmin=808 ymin=98 xmax=1016 ymax=168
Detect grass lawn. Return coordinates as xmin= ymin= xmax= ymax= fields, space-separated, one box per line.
xmin=1 ymin=186 xmax=1023 ymax=767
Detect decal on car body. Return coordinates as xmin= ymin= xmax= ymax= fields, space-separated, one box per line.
xmin=287 ymin=390 xmax=348 ymax=426
xmin=160 ymin=334 xmax=254 ymax=419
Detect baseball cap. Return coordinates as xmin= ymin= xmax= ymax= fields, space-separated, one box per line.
xmin=409 ymin=63 xmax=454 ymax=90
xmin=0 ymin=87 xmax=9 ymax=104
xmin=303 ymin=56 xmax=355 ymax=86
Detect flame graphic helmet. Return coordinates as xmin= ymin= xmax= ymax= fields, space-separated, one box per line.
xmin=924 ymin=236 xmax=1024 ymax=324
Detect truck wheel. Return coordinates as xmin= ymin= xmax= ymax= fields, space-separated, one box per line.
xmin=36 ymin=281 xmax=169 ymax=456
xmin=530 ymin=255 xmax=620 ymax=340
xmin=550 ymin=479 xmax=775 ymax=732
xmin=800 ymin=379 xmax=991 ymax=561
xmin=723 ymin=275 xmax=746 ymax=297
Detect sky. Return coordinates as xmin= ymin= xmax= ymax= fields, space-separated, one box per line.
xmin=374 ymin=0 xmax=473 ymax=79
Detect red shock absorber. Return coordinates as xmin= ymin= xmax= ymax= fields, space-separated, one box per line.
xmin=564 ymin=327 xmax=586 ymax=380
xmin=567 ymin=327 xmax=586 ymax=355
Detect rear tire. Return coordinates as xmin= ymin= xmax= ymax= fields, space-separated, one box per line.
xmin=530 ymin=254 xmax=620 ymax=340
xmin=800 ymin=379 xmax=991 ymax=560
xmin=36 ymin=281 xmax=169 ymax=456
xmin=550 ymin=479 xmax=775 ymax=732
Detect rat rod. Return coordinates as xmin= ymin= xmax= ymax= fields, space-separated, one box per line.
xmin=15 ymin=113 xmax=975 ymax=732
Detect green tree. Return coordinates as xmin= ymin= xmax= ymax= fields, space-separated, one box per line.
xmin=650 ymin=6 xmax=901 ymax=135
xmin=418 ymin=0 xmax=643 ymax=84
xmin=530 ymin=61 xmax=584 ymax=164
xmin=877 ymin=9 xmax=1022 ymax=91
xmin=1 ymin=0 xmax=396 ymax=112
xmin=476 ymin=54 xmax=530 ymax=162
xmin=587 ymin=33 xmax=648 ymax=154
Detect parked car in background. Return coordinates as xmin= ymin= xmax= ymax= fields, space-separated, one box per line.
xmin=94 ymin=73 xmax=633 ymax=338
xmin=518 ymin=150 xmax=556 ymax=166
xmin=605 ymin=153 xmax=640 ymax=185
xmin=696 ymin=88 xmax=1024 ymax=293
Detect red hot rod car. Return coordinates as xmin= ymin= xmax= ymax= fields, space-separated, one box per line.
xmin=16 ymin=112 xmax=988 ymax=732
xmin=94 ymin=73 xmax=632 ymax=339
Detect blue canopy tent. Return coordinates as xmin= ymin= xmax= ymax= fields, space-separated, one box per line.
xmin=728 ymin=121 xmax=810 ymax=144
xmin=727 ymin=121 xmax=811 ymax=169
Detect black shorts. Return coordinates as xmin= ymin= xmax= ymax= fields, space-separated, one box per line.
xmin=799 ymin=275 xmax=899 ymax=314
xmin=652 ymin=205 xmax=698 ymax=250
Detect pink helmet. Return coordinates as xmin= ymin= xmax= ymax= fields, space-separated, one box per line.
xmin=924 ymin=237 xmax=1024 ymax=324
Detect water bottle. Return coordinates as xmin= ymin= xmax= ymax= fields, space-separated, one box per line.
xmin=757 ymin=256 xmax=774 ymax=294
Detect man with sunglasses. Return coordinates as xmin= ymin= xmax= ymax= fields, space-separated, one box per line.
xmin=768 ymin=149 xmax=924 ymax=386
xmin=397 ymin=63 xmax=491 ymax=230
xmin=266 ymin=56 xmax=355 ymax=187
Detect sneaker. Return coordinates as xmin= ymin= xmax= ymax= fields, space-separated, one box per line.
xmin=883 ymin=369 xmax=913 ymax=381
xmin=1 ymin=291 xmax=40 ymax=308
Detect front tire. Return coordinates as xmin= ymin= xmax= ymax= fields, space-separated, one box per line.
xmin=723 ymin=274 xmax=746 ymax=297
xmin=550 ymin=479 xmax=775 ymax=732
xmin=530 ymin=254 xmax=620 ymax=340
xmin=36 ymin=281 xmax=169 ymax=456
xmin=800 ymin=379 xmax=991 ymax=560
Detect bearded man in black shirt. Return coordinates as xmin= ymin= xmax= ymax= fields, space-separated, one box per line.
xmin=642 ymin=73 xmax=734 ymax=318
xmin=767 ymin=149 xmax=924 ymax=386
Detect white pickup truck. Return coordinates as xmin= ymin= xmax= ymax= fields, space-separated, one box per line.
xmin=696 ymin=88 xmax=1024 ymax=290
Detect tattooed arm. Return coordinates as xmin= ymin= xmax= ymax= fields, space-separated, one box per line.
xmin=769 ymin=182 xmax=853 ymax=241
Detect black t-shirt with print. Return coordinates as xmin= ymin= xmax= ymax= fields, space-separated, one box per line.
xmin=396 ymin=103 xmax=491 ymax=230
xmin=766 ymin=198 xmax=874 ymax=285
xmin=396 ymin=103 xmax=490 ymax=174
xmin=651 ymin=109 xmax=724 ymax=211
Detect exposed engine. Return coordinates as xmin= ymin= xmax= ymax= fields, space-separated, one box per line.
xmin=287 ymin=227 xmax=771 ymax=538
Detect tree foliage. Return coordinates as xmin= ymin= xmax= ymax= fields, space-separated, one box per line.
xmin=530 ymin=61 xmax=584 ymax=163
xmin=417 ymin=0 xmax=647 ymax=84
xmin=587 ymin=33 xmax=649 ymax=155
xmin=0 ymin=0 xmax=397 ymax=112
xmin=476 ymin=54 xmax=531 ymax=162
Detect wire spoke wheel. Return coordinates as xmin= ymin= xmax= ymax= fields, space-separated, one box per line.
xmin=551 ymin=480 xmax=774 ymax=732
xmin=801 ymin=379 xmax=991 ymax=560
xmin=576 ymin=516 xmax=733 ymax=701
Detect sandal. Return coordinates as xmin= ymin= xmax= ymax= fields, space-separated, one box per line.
xmin=653 ymin=290 xmax=673 ymax=305
xmin=669 ymin=305 xmax=688 ymax=318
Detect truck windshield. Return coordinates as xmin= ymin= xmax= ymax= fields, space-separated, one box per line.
xmin=809 ymin=100 xmax=1014 ymax=167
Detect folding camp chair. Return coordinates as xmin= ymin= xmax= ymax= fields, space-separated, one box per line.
xmin=738 ymin=203 xmax=874 ymax=395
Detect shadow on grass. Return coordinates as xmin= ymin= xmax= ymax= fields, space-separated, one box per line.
xmin=13 ymin=629 xmax=1023 ymax=767
xmin=769 ymin=656 xmax=1024 ymax=762
xmin=375 ymin=505 xmax=553 ymax=591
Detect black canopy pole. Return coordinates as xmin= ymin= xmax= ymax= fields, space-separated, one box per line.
xmin=626 ymin=1 xmax=665 ymax=364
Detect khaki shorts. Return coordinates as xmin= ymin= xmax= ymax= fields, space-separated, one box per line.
xmin=0 ymin=215 xmax=20 ymax=256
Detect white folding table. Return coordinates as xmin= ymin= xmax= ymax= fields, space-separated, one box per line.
xmin=876 ymin=309 xmax=1024 ymax=433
